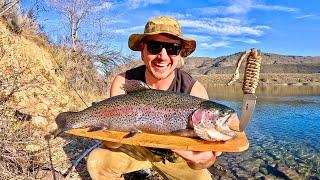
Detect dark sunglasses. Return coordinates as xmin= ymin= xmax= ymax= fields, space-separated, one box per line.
xmin=145 ymin=40 xmax=182 ymax=56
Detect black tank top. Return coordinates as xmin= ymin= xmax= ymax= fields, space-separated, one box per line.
xmin=125 ymin=65 xmax=196 ymax=94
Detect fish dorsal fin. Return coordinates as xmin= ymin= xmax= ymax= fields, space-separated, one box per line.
xmin=123 ymin=80 xmax=150 ymax=93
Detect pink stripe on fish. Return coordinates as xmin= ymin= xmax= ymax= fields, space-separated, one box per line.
xmin=96 ymin=105 xmax=178 ymax=118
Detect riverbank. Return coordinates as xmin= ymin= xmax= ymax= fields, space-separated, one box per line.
xmin=194 ymin=73 xmax=320 ymax=101
xmin=206 ymin=84 xmax=320 ymax=101
xmin=195 ymin=73 xmax=320 ymax=86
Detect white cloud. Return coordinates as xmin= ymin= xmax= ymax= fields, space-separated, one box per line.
xmin=184 ymin=34 xmax=212 ymax=42
xmin=225 ymin=4 xmax=250 ymax=14
xmin=114 ymin=25 xmax=144 ymax=35
xmin=227 ymin=37 xmax=259 ymax=44
xmin=240 ymin=38 xmax=259 ymax=44
xmin=214 ymin=17 xmax=241 ymax=24
xmin=94 ymin=2 xmax=112 ymax=12
xmin=180 ymin=18 xmax=268 ymax=36
xmin=255 ymin=25 xmax=271 ymax=30
xmin=192 ymin=0 xmax=297 ymax=15
xmin=162 ymin=12 xmax=192 ymax=20
xmin=254 ymin=5 xmax=298 ymax=12
xmin=200 ymin=41 xmax=230 ymax=49
xmin=104 ymin=19 xmax=128 ymax=25
xmin=295 ymin=14 xmax=319 ymax=19
xmin=127 ymin=0 xmax=167 ymax=9
xmin=192 ymin=6 xmax=248 ymax=15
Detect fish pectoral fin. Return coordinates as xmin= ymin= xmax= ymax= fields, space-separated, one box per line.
xmin=122 ymin=80 xmax=150 ymax=93
xmin=170 ymin=129 xmax=197 ymax=137
xmin=123 ymin=129 xmax=142 ymax=138
xmin=87 ymin=126 xmax=104 ymax=132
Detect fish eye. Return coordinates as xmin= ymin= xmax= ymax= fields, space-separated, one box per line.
xmin=221 ymin=111 xmax=228 ymax=117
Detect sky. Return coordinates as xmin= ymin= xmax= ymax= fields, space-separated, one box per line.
xmin=21 ymin=0 xmax=320 ymax=58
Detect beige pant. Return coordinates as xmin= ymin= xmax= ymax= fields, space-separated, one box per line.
xmin=87 ymin=144 xmax=212 ymax=180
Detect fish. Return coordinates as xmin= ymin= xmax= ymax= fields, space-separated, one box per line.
xmin=54 ymin=80 xmax=238 ymax=141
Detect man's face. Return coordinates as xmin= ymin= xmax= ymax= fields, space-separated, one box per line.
xmin=141 ymin=34 xmax=182 ymax=80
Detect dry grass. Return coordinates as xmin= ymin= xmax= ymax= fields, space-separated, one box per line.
xmin=65 ymin=52 xmax=106 ymax=95
xmin=0 ymin=103 xmax=48 ymax=179
xmin=0 ymin=56 xmax=49 ymax=179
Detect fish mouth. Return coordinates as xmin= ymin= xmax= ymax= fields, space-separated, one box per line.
xmin=193 ymin=114 xmax=238 ymax=141
xmin=52 ymin=128 xmax=65 ymax=138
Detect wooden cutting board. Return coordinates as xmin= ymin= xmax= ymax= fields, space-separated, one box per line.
xmin=65 ymin=119 xmax=249 ymax=152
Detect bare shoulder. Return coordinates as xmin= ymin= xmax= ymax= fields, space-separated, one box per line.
xmin=190 ymin=81 xmax=209 ymax=100
xmin=110 ymin=73 xmax=126 ymax=97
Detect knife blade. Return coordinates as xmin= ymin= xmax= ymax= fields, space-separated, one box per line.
xmin=239 ymin=94 xmax=257 ymax=131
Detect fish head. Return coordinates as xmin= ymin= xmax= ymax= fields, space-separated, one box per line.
xmin=191 ymin=102 xmax=238 ymax=141
xmin=53 ymin=112 xmax=78 ymax=137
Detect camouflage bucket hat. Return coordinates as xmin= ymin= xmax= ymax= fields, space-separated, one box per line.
xmin=128 ymin=16 xmax=196 ymax=57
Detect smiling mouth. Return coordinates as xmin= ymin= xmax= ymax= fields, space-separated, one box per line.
xmin=156 ymin=64 xmax=168 ymax=67
xmin=152 ymin=62 xmax=171 ymax=72
xmin=153 ymin=62 xmax=169 ymax=67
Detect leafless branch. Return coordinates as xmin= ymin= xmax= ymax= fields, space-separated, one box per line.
xmin=0 ymin=0 xmax=19 ymax=16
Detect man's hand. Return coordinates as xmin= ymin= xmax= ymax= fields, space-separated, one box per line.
xmin=172 ymin=150 xmax=222 ymax=170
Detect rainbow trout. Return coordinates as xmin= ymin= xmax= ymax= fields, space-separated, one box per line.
xmin=54 ymin=80 xmax=238 ymax=141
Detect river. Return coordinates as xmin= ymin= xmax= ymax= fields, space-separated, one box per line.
xmin=207 ymin=85 xmax=320 ymax=179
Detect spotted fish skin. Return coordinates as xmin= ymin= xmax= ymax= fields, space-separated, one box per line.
xmin=55 ymin=81 xmax=238 ymax=141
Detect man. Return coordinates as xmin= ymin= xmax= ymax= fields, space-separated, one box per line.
xmin=87 ymin=16 xmax=236 ymax=180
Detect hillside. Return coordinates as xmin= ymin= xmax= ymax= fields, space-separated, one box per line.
xmin=0 ymin=19 xmax=103 ymax=179
xmin=183 ymin=52 xmax=320 ymax=86
xmin=1 ymin=21 xmax=76 ymax=120
xmin=184 ymin=53 xmax=320 ymax=74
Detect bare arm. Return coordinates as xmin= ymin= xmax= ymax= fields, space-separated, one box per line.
xmin=110 ymin=73 xmax=126 ymax=97
xmin=190 ymin=81 xmax=209 ymax=100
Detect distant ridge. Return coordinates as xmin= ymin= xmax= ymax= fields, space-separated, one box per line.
xmin=184 ymin=52 xmax=320 ymax=75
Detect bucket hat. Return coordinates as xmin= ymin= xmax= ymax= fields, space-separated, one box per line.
xmin=128 ymin=16 xmax=196 ymax=57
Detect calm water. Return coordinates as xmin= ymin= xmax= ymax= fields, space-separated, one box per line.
xmin=208 ymin=90 xmax=320 ymax=179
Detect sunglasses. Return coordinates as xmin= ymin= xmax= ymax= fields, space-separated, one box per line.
xmin=145 ymin=40 xmax=182 ymax=56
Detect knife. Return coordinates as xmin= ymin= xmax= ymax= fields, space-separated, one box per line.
xmin=239 ymin=93 xmax=257 ymax=132
xmin=227 ymin=48 xmax=261 ymax=132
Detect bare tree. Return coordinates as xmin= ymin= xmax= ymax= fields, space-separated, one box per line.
xmin=0 ymin=0 xmax=19 ymax=16
xmin=49 ymin=0 xmax=94 ymax=52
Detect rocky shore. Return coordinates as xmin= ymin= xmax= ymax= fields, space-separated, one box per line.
xmin=210 ymin=137 xmax=320 ymax=179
